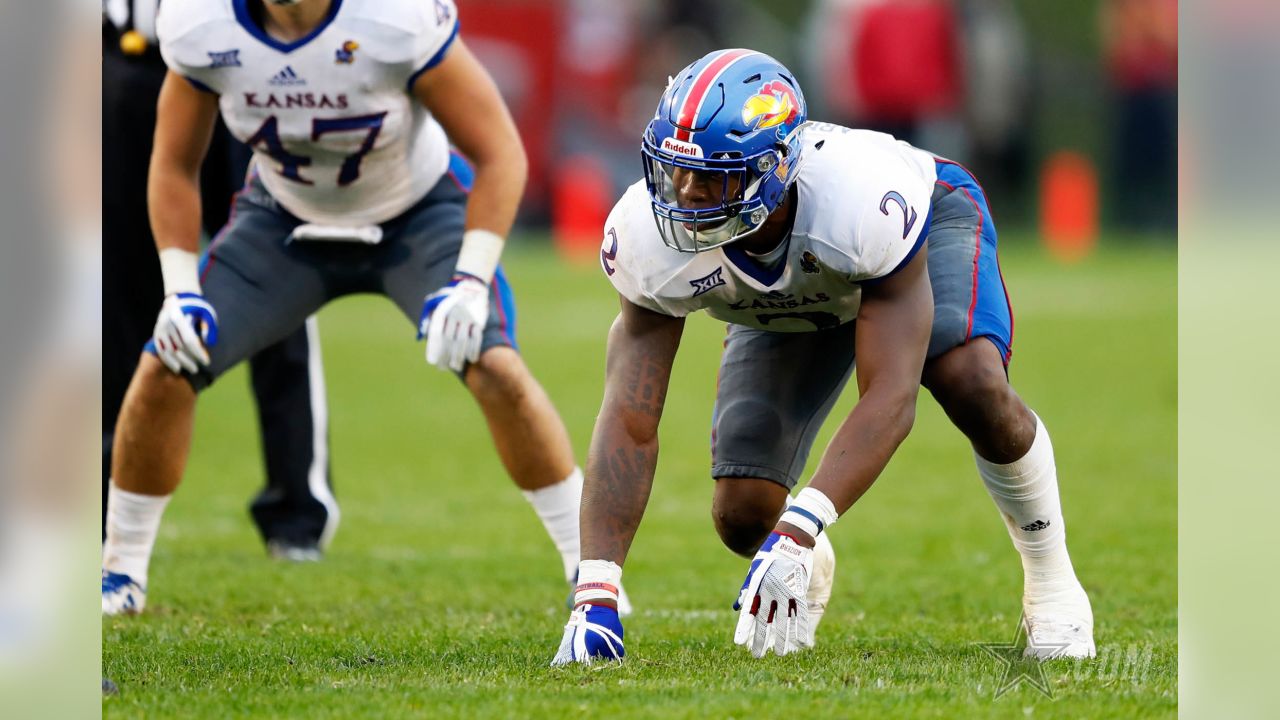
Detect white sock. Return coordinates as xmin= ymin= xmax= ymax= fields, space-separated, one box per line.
xmin=974 ymin=414 xmax=1079 ymax=597
xmin=522 ymin=467 xmax=583 ymax=583
xmin=102 ymin=481 xmax=171 ymax=586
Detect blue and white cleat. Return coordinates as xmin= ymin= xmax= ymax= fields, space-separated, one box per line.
xmin=102 ymin=570 xmax=146 ymax=616
xmin=550 ymin=603 xmax=625 ymax=666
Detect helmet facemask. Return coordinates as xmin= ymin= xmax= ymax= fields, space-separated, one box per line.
xmin=642 ymin=123 xmax=806 ymax=253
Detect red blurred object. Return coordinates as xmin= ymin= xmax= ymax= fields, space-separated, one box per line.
xmin=552 ymin=154 xmax=611 ymax=262
xmin=1039 ymin=151 xmax=1099 ymax=262
xmin=1103 ymin=0 xmax=1178 ymax=92
xmin=457 ymin=1 xmax=563 ymax=212
xmin=852 ymin=0 xmax=962 ymax=123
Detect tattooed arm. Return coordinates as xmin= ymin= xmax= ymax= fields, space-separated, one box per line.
xmin=579 ymin=296 xmax=686 ymax=566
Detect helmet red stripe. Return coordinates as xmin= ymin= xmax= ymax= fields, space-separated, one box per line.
xmin=673 ymin=48 xmax=755 ymax=142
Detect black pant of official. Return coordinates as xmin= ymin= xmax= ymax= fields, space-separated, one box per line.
xmin=103 ymin=33 xmax=337 ymax=550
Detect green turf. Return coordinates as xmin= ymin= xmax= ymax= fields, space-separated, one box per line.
xmin=103 ymin=237 xmax=1176 ymax=718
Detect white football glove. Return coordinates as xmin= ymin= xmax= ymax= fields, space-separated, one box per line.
xmin=152 ymin=292 xmax=219 ymax=374
xmin=418 ymin=274 xmax=489 ymax=372
xmin=733 ymin=531 xmax=814 ymax=658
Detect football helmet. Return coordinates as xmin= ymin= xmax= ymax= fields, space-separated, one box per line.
xmin=642 ymin=49 xmax=808 ymax=252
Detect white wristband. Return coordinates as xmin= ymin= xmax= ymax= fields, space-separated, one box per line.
xmin=455 ymin=229 xmax=504 ymax=285
xmin=781 ymin=487 xmax=839 ymax=538
xmin=573 ymin=559 xmax=622 ymax=606
xmin=159 ymin=247 xmax=201 ymax=296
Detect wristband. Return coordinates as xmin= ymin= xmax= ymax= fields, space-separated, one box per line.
xmin=159 ymin=247 xmax=201 ymax=296
xmin=780 ymin=487 xmax=839 ymax=539
xmin=573 ymin=559 xmax=622 ymax=606
xmin=455 ymin=229 xmax=504 ymax=285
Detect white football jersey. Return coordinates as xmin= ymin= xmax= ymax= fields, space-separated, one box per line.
xmin=602 ymin=123 xmax=938 ymax=332
xmin=158 ymin=0 xmax=459 ymax=225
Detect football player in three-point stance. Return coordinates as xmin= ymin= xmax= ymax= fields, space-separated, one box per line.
xmin=553 ymin=50 xmax=1093 ymax=664
xmin=102 ymin=0 xmax=629 ymax=616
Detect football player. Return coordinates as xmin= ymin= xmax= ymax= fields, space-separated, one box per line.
xmin=553 ymin=50 xmax=1093 ymax=663
xmin=101 ymin=0 xmax=623 ymax=615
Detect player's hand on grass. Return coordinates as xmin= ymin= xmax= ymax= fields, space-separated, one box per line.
xmin=418 ymin=273 xmax=489 ymax=372
xmin=550 ymin=603 xmax=625 ymax=666
xmin=152 ymin=292 xmax=219 ymax=374
xmin=733 ymin=531 xmax=814 ymax=658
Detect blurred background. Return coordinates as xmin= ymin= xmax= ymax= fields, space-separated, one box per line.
xmin=454 ymin=0 xmax=1177 ymax=258
xmin=93 ymin=1 xmax=1179 ymax=716
xmin=4 ymin=0 xmax=1196 ymax=716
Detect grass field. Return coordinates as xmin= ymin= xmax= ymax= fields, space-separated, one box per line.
xmin=102 ymin=237 xmax=1176 ymax=718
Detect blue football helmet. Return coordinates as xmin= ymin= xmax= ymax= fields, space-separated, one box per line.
xmin=642 ymin=49 xmax=808 ymax=253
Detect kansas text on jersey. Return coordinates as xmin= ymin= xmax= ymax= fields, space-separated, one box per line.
xmin=603 ymin=123 xmax=938 ymax=332
xmin=158 ymin=0 xmax=460 ymax=225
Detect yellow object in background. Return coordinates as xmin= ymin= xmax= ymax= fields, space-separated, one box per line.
xmin=119 ymin=29 xmax=147 ymax=56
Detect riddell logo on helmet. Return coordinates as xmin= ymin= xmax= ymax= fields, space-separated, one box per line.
xmin=661 ymin=137 xmax=704 ymax=158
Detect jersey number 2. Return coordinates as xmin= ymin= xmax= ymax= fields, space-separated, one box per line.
xmin=879 ymin=190 xmax=918 ymax=240
xmin=246 ymin=112 xmax=388 ymax=187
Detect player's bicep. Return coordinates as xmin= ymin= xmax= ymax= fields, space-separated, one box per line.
xmin=601 ymin=297 xmax=685 ymax=440
xmin=151 ymin=70 xmax=219 ymax=178
xmin=411 ymin=39 xmax=523 ymax=169
xmin=854 ymin=246 xmax=932 ymax=399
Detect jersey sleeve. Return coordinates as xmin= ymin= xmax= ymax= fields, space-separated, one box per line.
xmin=850 ymin=168 xmax=935 ymax=283
xmin=401 ymin=0 xmax=461 ymax=91
xmin=601 ymin=227 xmax=667 ymax=316
xmin=155 ymin=0 xmax=222 ymax=94
xmin=599 ymin=193 xmax=684 ymax=317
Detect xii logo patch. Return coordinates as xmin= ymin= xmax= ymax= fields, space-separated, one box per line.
xmin=689 ymin=267 xmax=726 ymax=297
xmin=208 ymin=50 xmax=241 ymax=68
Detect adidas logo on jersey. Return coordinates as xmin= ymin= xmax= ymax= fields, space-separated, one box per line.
xmin=269 ymin=66 xmax=306 ymax=86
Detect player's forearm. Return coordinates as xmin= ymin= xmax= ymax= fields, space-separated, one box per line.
xmin=147 ymin=162 xmax=203 ymax=255
xmin=803 ymin=388 xmax=916 ymax=515
xmin=578 ymin=309 xmax=680 ymax=564
xmin=579 ymin=407 xmax=660 ymax=566
xmin=462 ymin=147 xmax=527 ymax=241
xmin=450 ymin=152 xmax=526 ymax=284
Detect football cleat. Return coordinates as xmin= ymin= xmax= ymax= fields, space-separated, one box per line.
xmin=804 ymin=530 xmax=836 ymax=646
xmin=1023 ymin=581 xmax=1096 ymax=659
xmin=550 ymin=603 xmax=625 ymax=666
xmin=267 ymin=539 xmax=323 ymax=563
xmin=101 ymin=570 xmax=146 ymax=616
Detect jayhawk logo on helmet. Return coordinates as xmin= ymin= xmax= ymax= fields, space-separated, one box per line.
xmin=741 ymin=80 xmax=800 ymax=131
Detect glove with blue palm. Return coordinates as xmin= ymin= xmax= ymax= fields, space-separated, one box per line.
xmin=550 ymin=560 xmax=627 ymax=666
xmin=417 ymin=272 xmax=489 ymax=372
xmin=733 ymin=531 xmax=814 ymax=658
xmin=551 ymin=602 xmax=625 ymax=666
xmin=152 ymin=292 xmax=219 ymax=375
xmin=418 ymin=229 xmax=506 ymax=373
